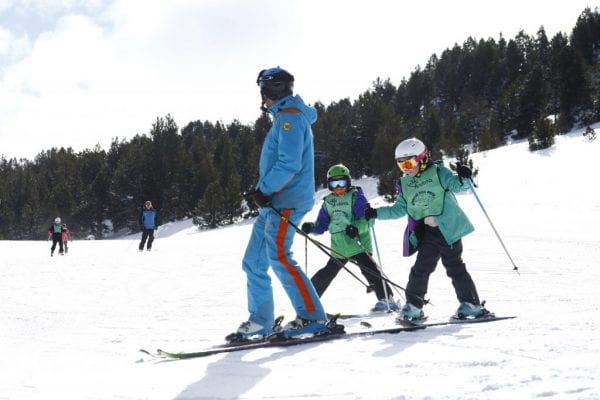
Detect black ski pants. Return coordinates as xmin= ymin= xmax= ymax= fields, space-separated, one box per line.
xmin=139 ymin=229 xmax=155 ymax=250
xmin=51 ymin=233 xmax=63 ymax=254
xmin=405 ymin=225 xmax=480 ymax=308
xmin=311 ymin=252 xmax=392 ymax=300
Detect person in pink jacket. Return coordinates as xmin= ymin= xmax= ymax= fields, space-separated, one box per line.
xmin=62 ymin=224 xmax=71 ymax=254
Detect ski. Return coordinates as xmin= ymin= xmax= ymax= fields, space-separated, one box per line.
xmin=396 ymin=314 xmax=516 ymax=328
xmin=139 ymin=324 xmax=426 ymax=360
xmin=327 ymin=311 xmax=397 ymax=320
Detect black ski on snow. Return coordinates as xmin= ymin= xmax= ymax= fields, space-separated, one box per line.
xmin=396 ymin=314 xmax=516 ymax=328
xmin=328 ymin=311 xmax=398 ymax=320
xmin=139 ymin=324 xmax=426 ymax=360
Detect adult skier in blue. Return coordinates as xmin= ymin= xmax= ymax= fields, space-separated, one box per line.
xmin=228 ymin=67 xmax=328 ymax=341
xmin=139 ymin=200 xmax=158 ymax=251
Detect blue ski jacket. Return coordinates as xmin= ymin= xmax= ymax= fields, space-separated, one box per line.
xmin=140 ymin=208 xmax=158 ymax=230
xmin=257 ymin=95 xmax=317 ymax=213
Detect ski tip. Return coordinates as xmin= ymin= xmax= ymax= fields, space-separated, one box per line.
xmin=139 ymin=348 xmax=163 ymax=359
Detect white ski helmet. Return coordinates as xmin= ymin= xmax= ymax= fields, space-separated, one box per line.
xmin=394 ymin=138 xmax=428 ymax=162
xmin=54 ymin=217 xmax=61 ymax=224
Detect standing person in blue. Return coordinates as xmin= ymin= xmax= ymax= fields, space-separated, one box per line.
xmin=228 ymin=67 xmax=328 ymax=342
xmin=138 ymin=200 xmax=159 ymax=251
xmin=301 ymin=164 xmax=398 ymax=312
xmin=365 ymin=138 xmax=486 ymax=321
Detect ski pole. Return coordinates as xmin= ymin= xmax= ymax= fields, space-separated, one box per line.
xmin=369 ymin=222 xmax=403 ymax=307
xmin=268 ymin=205 xmax=429 ymax=304
xmin=126 ymin=235 xmax=137 ymax=251
xmin=351 ymin=231 xmax=393 ymax=311
xmin=304 ymin=236 xmax=308 ymax=275
xmin=268 ymin=205 xmax=374 ymax=292
xmin=349 ymin=226 xmax=429 ymax=306
xmin=467 ymin=180 xmax=519 ymax=274
xmin=151 ymin=228 xmax=158 ymax=251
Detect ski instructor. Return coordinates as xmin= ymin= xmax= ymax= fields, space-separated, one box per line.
xmin=228 ymin=67 xmax=328 ymax=341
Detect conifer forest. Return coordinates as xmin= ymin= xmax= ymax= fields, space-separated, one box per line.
xmin=1 ymin=8 xmax=599 ymax=240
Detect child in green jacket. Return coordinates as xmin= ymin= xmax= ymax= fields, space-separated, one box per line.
xmin=301 ymin=164 xmax=398 ymax=312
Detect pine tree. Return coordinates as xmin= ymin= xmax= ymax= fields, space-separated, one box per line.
xmin=376 ymin=169 xmax=403 ymax=203
xmin=528 ymin=117 xmax=556 ymax=150
xmin=193 ymin=180 xmax=225 ymax=229
xmin=570 ymin=7 xmax=600 ymax=65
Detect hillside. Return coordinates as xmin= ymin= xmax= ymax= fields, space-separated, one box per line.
xmin=1 ymin=127 xmax=599 ymax=399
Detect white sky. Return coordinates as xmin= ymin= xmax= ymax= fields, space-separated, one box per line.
xmin=0 ymin=0 xmax=595 ymax=159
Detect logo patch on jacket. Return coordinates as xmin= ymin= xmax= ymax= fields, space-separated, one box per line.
xmin=283 ymin=122 xmax=292 ymax=131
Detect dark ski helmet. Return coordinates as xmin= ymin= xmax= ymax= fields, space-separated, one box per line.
xmin=256 ymin=67 xmax=294 ymax=102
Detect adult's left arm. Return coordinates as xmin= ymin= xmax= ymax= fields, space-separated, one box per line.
xmin=259 ymin=113 xmax=306 ymax=195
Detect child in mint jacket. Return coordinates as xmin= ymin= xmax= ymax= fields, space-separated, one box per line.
xmin=366 ymin=138 xmax=485 ymax=321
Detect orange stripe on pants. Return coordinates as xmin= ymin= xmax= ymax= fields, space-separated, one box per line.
xmin=276 ymin=208 xmax=316 ymax=312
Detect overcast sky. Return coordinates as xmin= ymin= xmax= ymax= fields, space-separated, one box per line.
xmin=0 ymin=0 xmax=595 ymax=160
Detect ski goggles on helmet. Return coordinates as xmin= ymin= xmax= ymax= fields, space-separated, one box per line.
xmin=328 ymin=177 xmax=349 ymax=190
xmin=396 ymin=157 xmax=419 ymax=171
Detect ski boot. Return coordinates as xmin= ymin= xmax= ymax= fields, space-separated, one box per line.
xmin=324 ymin=314 xmax=345 ymax=335
xmin=225 ymin=315 xmax=284 ymax=343
xmin=279 ymin=316 xmax=329 ymax=339
xmin=372 ymin=297 xmax=400 ymax=312
xmin=454 ymin=301 xmax=492 ymax=319
xmin=396 ymin=303 xmax=425 ymax=322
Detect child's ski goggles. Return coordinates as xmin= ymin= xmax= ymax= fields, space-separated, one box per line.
xmin=396 ymin=157 xmax=419 ymax=171
xmin=328 ymin=178 xmax=349 ymax=190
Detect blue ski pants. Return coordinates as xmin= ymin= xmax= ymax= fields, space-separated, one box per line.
xmin=242 ymin=207 xmax=326 ymax=328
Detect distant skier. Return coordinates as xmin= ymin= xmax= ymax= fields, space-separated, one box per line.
xmin=48 ymin=217 xmax=66 ymax=256
xmin=139 ymin=201 xmax=159 ymax=251
xmin=301 ymin=163 xmax=398 ymax=312
xmin=366 ymin=138 xmax=487 ymax=321
xmin=62 ymin=224 xmax=71 ymax=254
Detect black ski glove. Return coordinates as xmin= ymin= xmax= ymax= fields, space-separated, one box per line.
xmin=365 ymin=206 xmax=378 ymax=220
xmin=245 ymin=189 xmax=271 ymax=208
xmin=301 ymin=222 xmax=313 ymax=234
xmin=345 ymin=225 xmax=359 ymax=239
xmin=456 ymin=164 xmax=472 ymax=180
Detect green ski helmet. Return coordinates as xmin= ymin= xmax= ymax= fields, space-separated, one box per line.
xmin=327 ymin=164 xmax=351 ymax=190
xmin=327 ymin=164 xmax=350 ymax=179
